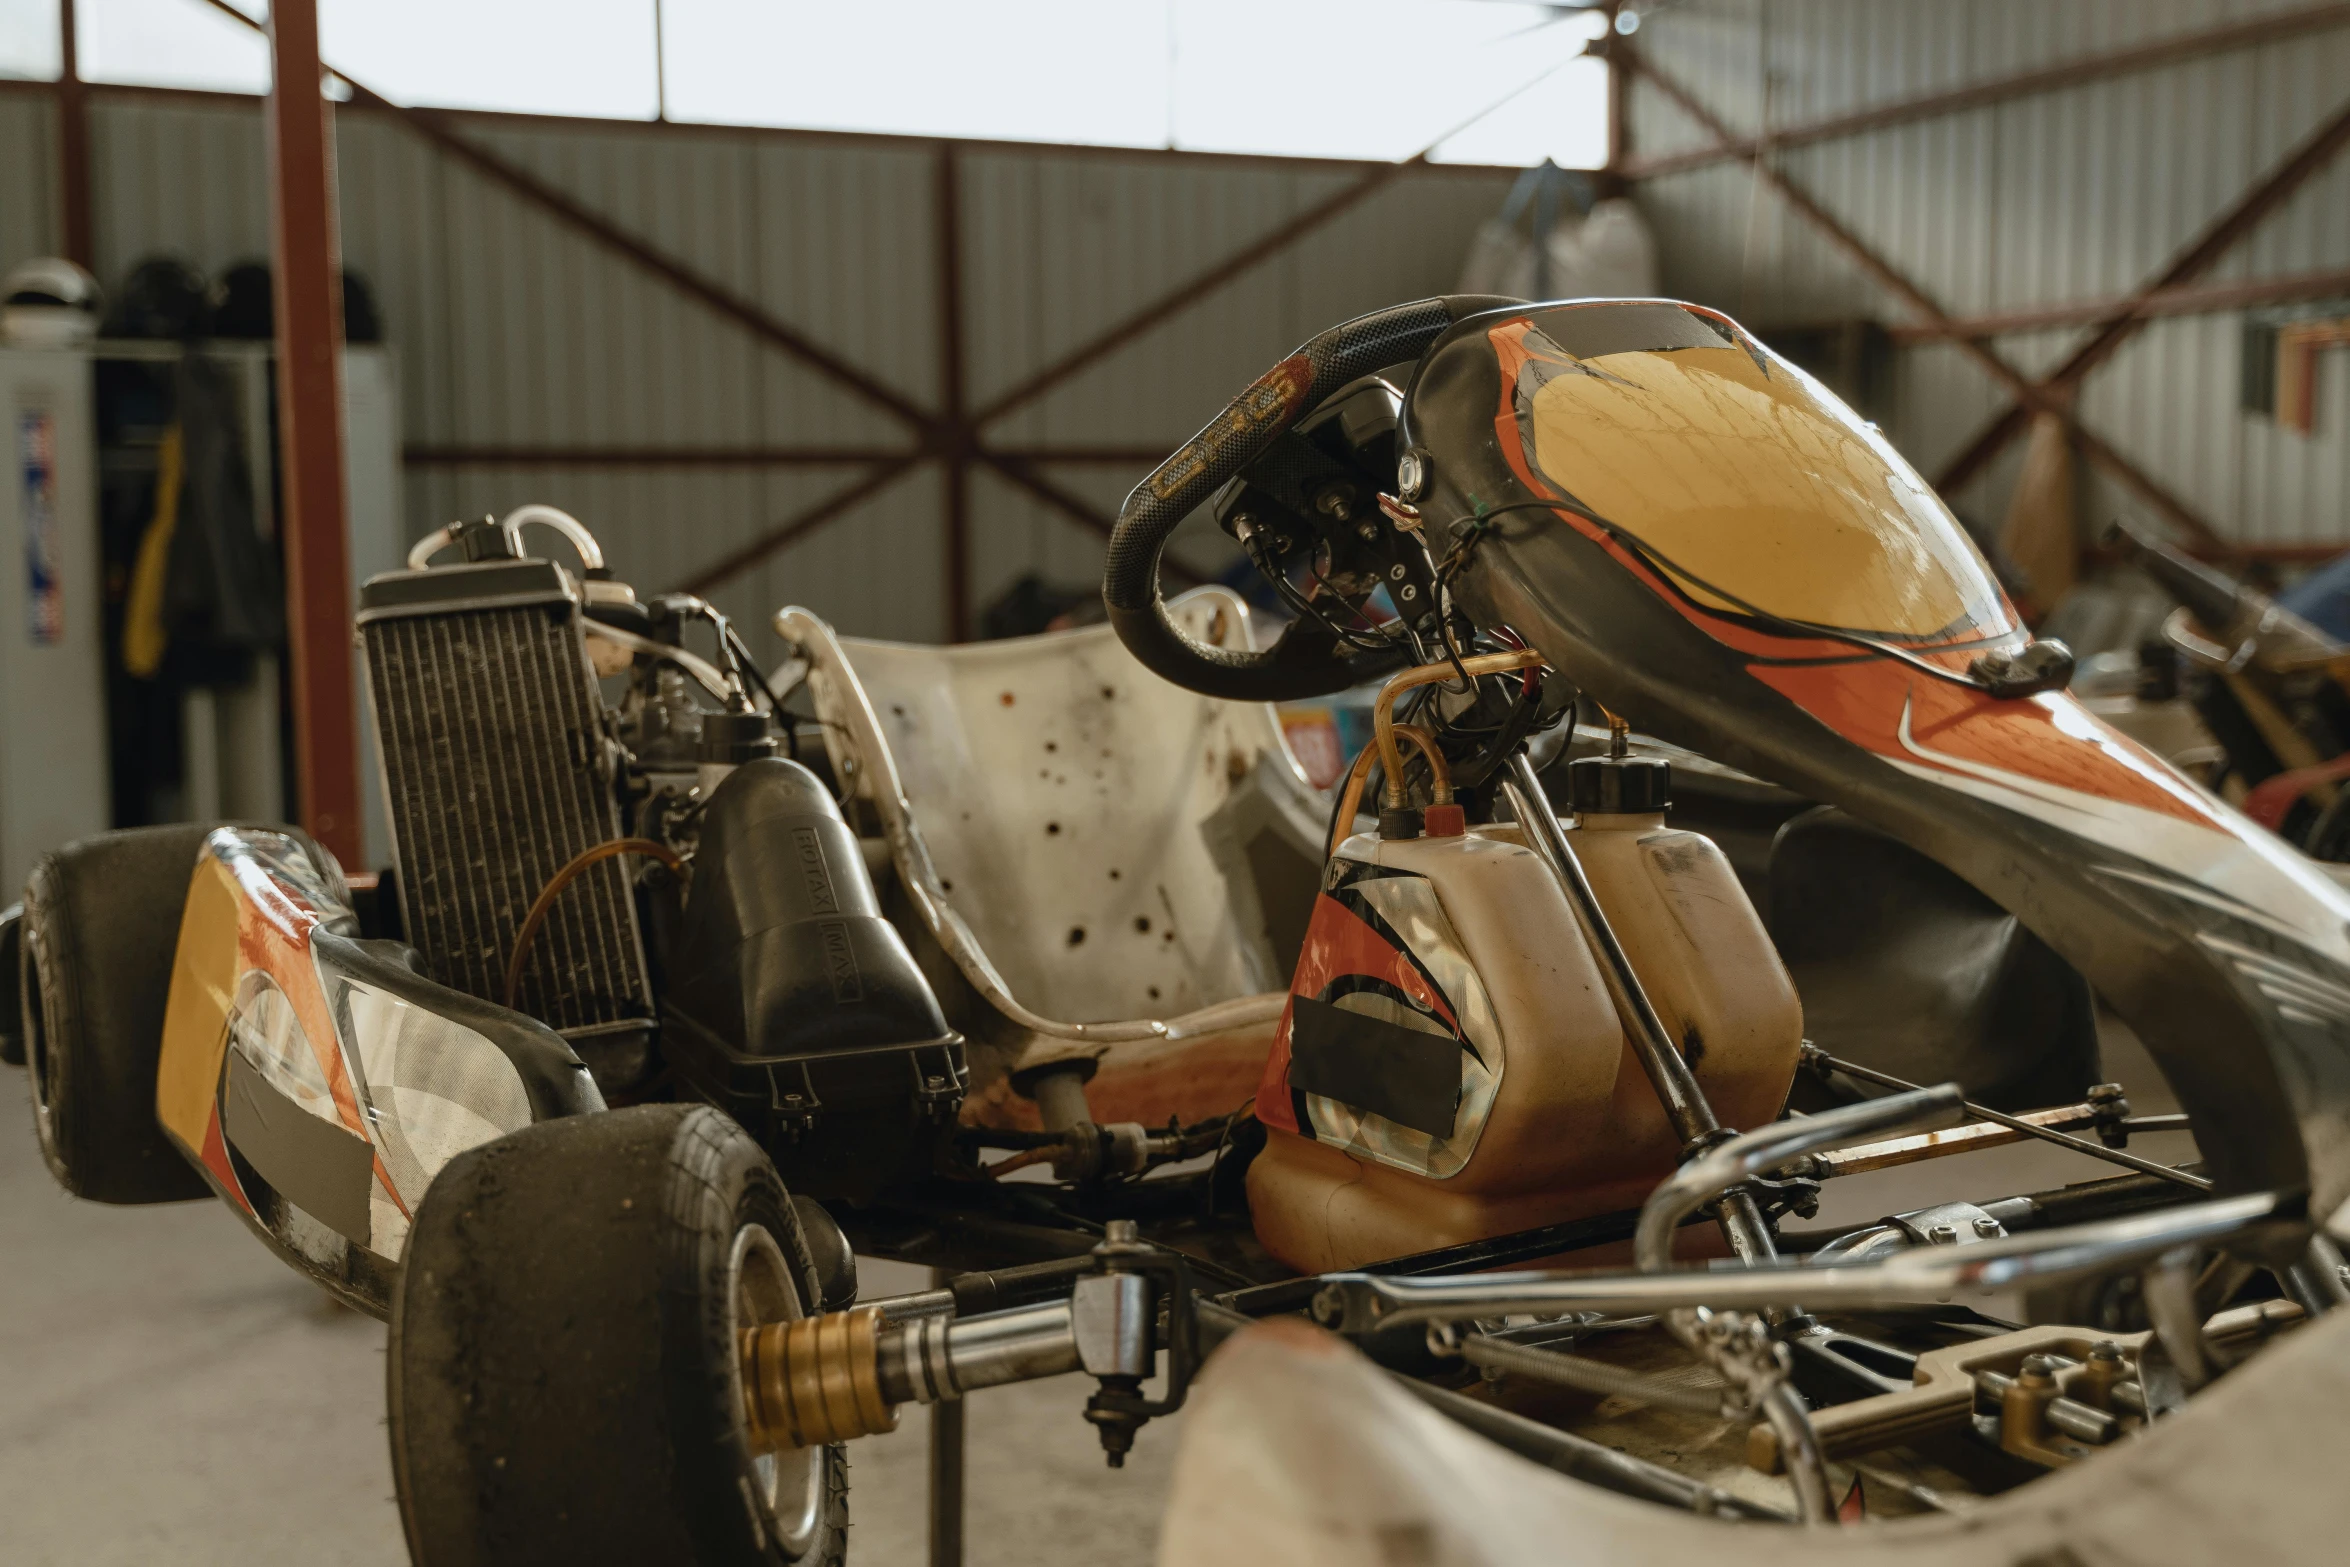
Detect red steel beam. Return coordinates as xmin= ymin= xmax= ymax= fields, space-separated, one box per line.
xmin=970 ymin=158 xmax=1420 ymax=428
xmin=979 ymin=453 xmax=1205 ymax=589
xmin=965 ymin=37 xmax=1610 ymax=435
xmin=401 ymin=443 xmax=919 ymax=468
xmin=400 ymin=442 xmax=1185 ymax=468
xmin=1603 ymin=5 xmax=1630 ymax=184
xmin=1622 ymin=3 xmax=2350 ymax=181
xmin=195 ymin=0 xmax=933 ymax=434
xmin=55 ymin=0 xmax=91 ymax=267
xmin=984 ymin=445 xmax=1186 ymax=466
xmin=673 ymin=460 xmax=921 ymax=597
xmin=1887 ymin=266 xmax=2350 ymax=342
xmin=1621 ymin=42 xmax=2228 ymax=549
xmin=264 ymin=0 xmax=362 ymax=866
xmin=1935 ymin=91 xmax=2350 ymax=495
xmin=937 ymin=145 xmax=972 ymax=643
xmin=5 ymin=66 xmax=1529 ymax=179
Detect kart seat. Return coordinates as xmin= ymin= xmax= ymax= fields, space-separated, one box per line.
xmin=778 ymin=590 xmax=1325 ymax=1127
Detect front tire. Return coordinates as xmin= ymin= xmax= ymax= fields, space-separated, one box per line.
xmin=388 ymin=1103 xmax=849 ymax=1567
xmin=20 ymin=824 xmax=220 ymax=1203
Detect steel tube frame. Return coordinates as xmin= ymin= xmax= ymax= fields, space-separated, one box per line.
xmin=1626 ymin=1081 xmax=1961 ymax=1526
xmin=1314 ymin=1190 xmax=2295 ymax=1333
xmin=1190 ymin=1300 xmax=1789 ymax=1523
xmin=1632 ymin=1087 xmax=1965 ymax=1274
xmin=1810 ymin=1047 xmax=2213 ymax=1192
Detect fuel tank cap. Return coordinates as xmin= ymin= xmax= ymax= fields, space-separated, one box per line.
xmin=1567 ymin=755 xmax=1671 ymax=815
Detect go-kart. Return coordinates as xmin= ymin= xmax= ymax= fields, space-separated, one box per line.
xmin=7 ymin=295 xmax=2347 ymax=1565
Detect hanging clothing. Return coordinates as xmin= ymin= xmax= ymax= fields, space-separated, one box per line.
xmin=160 ymin=353 xmax=284 ymax=680
xmin=121 ymin=426 xmax=183 ymax=678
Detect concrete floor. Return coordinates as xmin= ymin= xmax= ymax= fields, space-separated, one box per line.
xmin=0 ymin=1088 xmax=1175 ymax=1566
xmin=0 ymin=1021 xmax=2187 ymax=1565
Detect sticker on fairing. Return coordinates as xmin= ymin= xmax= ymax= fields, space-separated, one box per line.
xmin=1262 ymin=858 xmax=1504 ymax=1179
xmin=18 ymin=406 xmax=62 ymax=644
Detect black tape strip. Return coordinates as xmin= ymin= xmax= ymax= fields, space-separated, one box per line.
xmin=1527 ymin=301 xmax=1726 ymax=362
xmin=221 ymin=1050 xmax=377 ymax=1246
xmin=1288 ymin=994 xmax=1461 ymax=1139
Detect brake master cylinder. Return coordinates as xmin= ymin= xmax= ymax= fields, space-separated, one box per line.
xmin=1247 ymin=740 xmax=1803 ymax=1274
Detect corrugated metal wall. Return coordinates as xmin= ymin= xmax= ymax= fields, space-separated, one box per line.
xmin=0 ymin=84 xmax=1509 ymax=646
xmin=14 ymin=1 xmax=2337 ymax=627
xmin=1630 ymin=0 xmax=2350 ymax=552
xmin=0 ymin=93 xmax=56 ymax=270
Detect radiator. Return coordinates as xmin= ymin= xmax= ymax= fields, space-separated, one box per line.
xmin=357 ymin=558 xmax=653 ymax=1047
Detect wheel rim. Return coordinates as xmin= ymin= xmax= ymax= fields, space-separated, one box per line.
xmin=728 ymin=1223 xmax=826 ymax=1558
xmin=23 ymin=929 xmax=58 ymax=1150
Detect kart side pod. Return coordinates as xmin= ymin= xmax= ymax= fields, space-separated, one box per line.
xmin=663 ymin=758 xmax=968 ymax=1197
xmin=154 ymin=827 xmax=602 ymax=1316
xmin=1249 ymin=755 xmax=1804 ymax=1273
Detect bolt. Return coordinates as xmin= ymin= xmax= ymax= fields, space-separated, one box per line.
xmin=1356 ymin=522 xmax=1379 ymax=543
xmin=1973 ymin=1216 xmax=2003 ymax=1238
xmin=1310 ymin=1285 xmax=1348 ymax=1327
xmin=2087 ymin=1341 xmax=2124 ymax=1366
xmin=1104 ymin=1219 xmax=1139 ymax=1245
xmin=1389 ymin=564 xmax=1407 ymax=580
xmin=1399 ymin=585 xmax=1418 ymax=601
xmin=1398 ymin=449 xmax=1427 ymax=496
xmin=1928 ymin=1222 xmax=1958 ymax=1245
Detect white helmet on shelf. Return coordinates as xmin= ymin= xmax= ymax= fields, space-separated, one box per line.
xmin=3 ymin=257 xmax=103 ymax=348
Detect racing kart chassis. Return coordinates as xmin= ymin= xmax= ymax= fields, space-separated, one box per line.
xmin=10 ymin=294 xmax=2350 ymax=1562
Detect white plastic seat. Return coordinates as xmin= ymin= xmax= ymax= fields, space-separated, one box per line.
xmin=778 ymin=590 xmax=1325 ymax=1120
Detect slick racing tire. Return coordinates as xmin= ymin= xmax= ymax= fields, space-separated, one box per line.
xmin=20 ymin=824 xmax=221 ymax=1203
xmin=389 ymin=1104 xmax=850 ymax=1567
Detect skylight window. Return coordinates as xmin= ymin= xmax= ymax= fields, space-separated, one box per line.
xmin=62 ymin=0 xmax=1611 ymax=168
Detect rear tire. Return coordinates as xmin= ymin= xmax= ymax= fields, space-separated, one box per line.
xmin=388 ymin=1103 xmax=849 ymax=1567
xmin=21 ymin=824 xmax=222 ymax=1203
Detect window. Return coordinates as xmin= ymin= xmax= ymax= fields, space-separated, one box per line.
xmin=67 ymin=0 xmax=1614 ymax=168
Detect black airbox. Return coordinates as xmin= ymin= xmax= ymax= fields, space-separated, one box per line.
xmin=663 ymin=759 xmax=963 ymax=1195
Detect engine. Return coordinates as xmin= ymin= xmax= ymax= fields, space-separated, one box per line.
xmin=355 ymin=509 xmax=965 ymax=1196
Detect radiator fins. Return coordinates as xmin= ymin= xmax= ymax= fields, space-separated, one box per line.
xmin=359 ymin=563 xmax=654 ymax=1048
